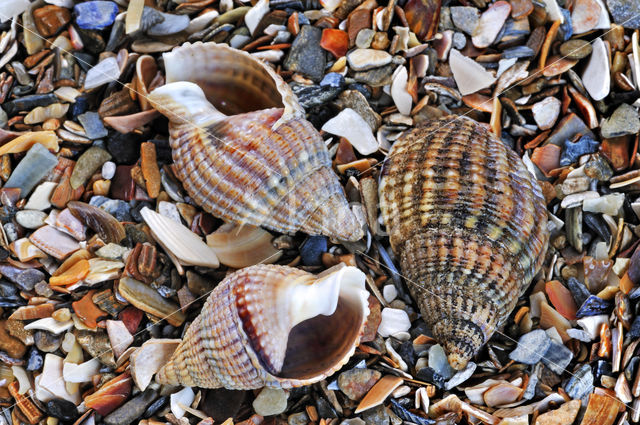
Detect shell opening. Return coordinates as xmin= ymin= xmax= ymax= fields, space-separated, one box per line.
xmin=148 ymin=81 xmax=226 ymax=126
xmin=163 ymin=43 xmax=285 ymax=116
xmin=278 ymin=266 xmax=369 ymax=380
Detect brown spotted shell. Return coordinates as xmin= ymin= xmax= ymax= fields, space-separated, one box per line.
xmin=379 ymin=116 xmax=549 ymax=369
xmin=148 ymin=42 xmax=363 ymax=241
xmin=155 ymin=264 xmax=369 ymax=389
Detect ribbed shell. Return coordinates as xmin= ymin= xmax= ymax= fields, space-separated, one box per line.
xmin=150 ymin=42 xmax=363 ymax=241
xmin=379 ymin=116 xmax=548 ymax=369
xmin=156 ymin=264 xmax=369 ymax=389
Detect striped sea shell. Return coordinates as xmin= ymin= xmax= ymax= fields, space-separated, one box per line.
xmin=379 ymin=116 xmax=549 ymax=369
xmin=155 ymin=264 xmax=370 ymax=389
xmin=148 ymin=42 xmax=363 ymax=241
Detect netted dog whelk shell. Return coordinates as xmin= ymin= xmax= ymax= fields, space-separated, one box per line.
xmin=380 ymin=116 xmax=549 ymax=370
xmin=155 ymin=264 xmax=369 ymax=389
xmin=148 ymin=42 xmax=363 ymax=242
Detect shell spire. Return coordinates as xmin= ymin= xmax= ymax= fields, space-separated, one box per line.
xmin=148 ymin=42 xmax=363 ymax=241
xmin=155 ymin=264 xmax=370 ymax=389
xmin=379 ymin=116 xmax=549 ymax=370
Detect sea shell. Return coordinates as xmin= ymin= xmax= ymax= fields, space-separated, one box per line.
xmin=148 ymin=42 xmax=363 ymax=241
xmin=379 ymin=116 xmax=548 ymax=370
xmin=155 ymin=264 xmax=369 ymax=389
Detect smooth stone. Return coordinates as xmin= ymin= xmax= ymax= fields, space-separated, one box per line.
xmin=347 ymin=49 xmax=392 ymax=71
xmin=338 ymin=368 xmax=381 ymax=400
xmin=377 ymin=307 xmax=411 ymax=337
xmin=449 ymin=49 xmax=496 ymax=96
xmin=46 ymin=398 xmax=79 ymax=422
xmin=560 ymin=135 xmax=600 ymax=166
xmin=509 ymin=329 xmax=551 ymax=364
xmin=576 ymin=295 xmax=612 ymax=318
xmin=535 ymin=400 xmax=581 ymax=425
xmin=355 ymin=28 xmax=375 ymax=48
xmin=26 ymin=347 xmax=43 ymax=371
xmin=290 ymin=83 xmax=341 ymax=109
xmin=322 ymin=108 xmax=378 ymax=155
xmin=566 ymin=328 xmax=592 ymax=342
xmin=5 ymin=144 xmax=58 ymax=197
xmin=382 ymin=285 xmax=397 ymax=303
xmin=288 ymin=412 xmax=310 ymax=425
xmin=147 ymin=12 xmax=189 ymax=36
xmin=562 ymin=364 xmax=593 ymax=399
xmin=74 ymin=1 xmax=119 ymax=30
xmin=502 ymin=46 xmax=535 ymax=59
xmin=605 ymin=0 xmax=640 ymax=29
xmin=201 ymin=389 xmax=246 ymax=423
xmin=70 ymin=146 xmax=112 ymax=189
xmin=283 ymin=25 xmax=325 ymax=81
xmin=450 ymin=6 xmax=479 ymax=35
xmin=566 ymin=277 xmax=591 ymax=307
xmin=601 ymin=103 xmax=640 ymax=138
xmin=118 ymin=277 xmax=185 ymax=326
xmin=532 ymin=97 xmax=561 ymax=130
xmin=102 ymin=161 xmax=116 ymax=180
xmin=35 ymin=330 xmax=61 ymax=353
xmin=541 ymin=339 xmax=573 ymax=374
xmin=2 ymin=0 xmax=30 ymax=22
xmin=2 ymin=93 xmax=59 ymax=117
xmin=84 ymin=57 xmax=121 ymax=90
xmin=429 ymin=344 xmax=456 ymax=379
xmin=320 ymin=72 xmax=345 ymax=88
xmin=352 ymin=64 xmax=395 ymax=87
xmin=104 ymin=388 xmax=158 ymax=425
xmin=300 ymin=236 xmax=327 ymax=266
xmin=15 ymin=210 xmax=47 ymax=229
xmin=629 ymin=316 xmax=640 ymax=339
xmin=559 ymin=39 xmax=592 ymax=60
xmin=471 ymin=1 xmax=511 ymax=48
xmin=78 ymin=112 xmax=108 ymax=139
xmin=253 ymin=387 xmax=288 ymax=416
xmin=582 ymin=38 xmax=610 ymax=101
xmin=452 ymin=32 xmax=466 ymax=49
xmin=334 ymin=90 xmax=381 ymax=131
xmin=445 ymin=361 xmax=476 ymax=390
xmin=361 ymin=405 xmax=389 ymax=425
xmin=24 ymin=182 xmax=57 ymax=211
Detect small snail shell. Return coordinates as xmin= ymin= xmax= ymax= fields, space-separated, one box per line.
xmin=379 ymin=116 xmax=549 ymax=370
xmin=155 ymin=264 xmax=370 ymax=389
xmin=148 ymin=42 xmax=363 ymax=241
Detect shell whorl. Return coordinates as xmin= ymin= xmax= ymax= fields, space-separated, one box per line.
xmin=148 ymin=42 xmax=363 ymax=241
xmin=379 ymin=116 xmax=549 ymax=370
xmin=155 ymin=264 xmax=370 ymax=389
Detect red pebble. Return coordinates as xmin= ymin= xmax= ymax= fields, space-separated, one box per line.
xmin=320 ymin=29 xmax=349 ymax=58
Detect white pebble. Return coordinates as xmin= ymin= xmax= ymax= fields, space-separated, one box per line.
xmin=390 ymin=66 xmax=412 ymax=115
xmin=322 ymin=108 xmax=378 ymax=155
xmin=377 ymin=307 xmax=411 ymax=337
xmin=382 ymin=284 xmax=398 ymax=303
xmin=101 ymin=161 xmax=116 ymax=180
xmin=252 ymin=387 xmax=288 ymax=416
xmin=582 ymin=193 xmax=624 ymax=215
xmin=84 ymin=57 xmax=122 ymax=90
xmin=449 ymin=49 xmax=496 ymax=96
xmin=170 ymin=387 xmax=195 ymax=419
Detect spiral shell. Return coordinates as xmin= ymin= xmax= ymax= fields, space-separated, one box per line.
xmin=148 ymin=42 xmax=363 ymax=241
xmin=155 ymin=264 xmax=369 ymax=389
xmin=379 ymin=116 xmax=548 ymax=370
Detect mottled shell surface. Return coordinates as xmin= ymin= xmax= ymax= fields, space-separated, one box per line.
xmin=156 ymin=264 xmax=369 ymax=389
xmin=379 ymin=116 xmax=549 ymax=370
xmin=148 ymin=42 xmax=363 ymax=241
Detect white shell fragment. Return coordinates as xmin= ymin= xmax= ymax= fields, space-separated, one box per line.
xmin=37 ymin=354 xmax=81 ymax=404
xmin=84 ymin=57 xmax=122 ymax=90
xmin=140 ymin=207 xmax=220 ymax=268
xmin=582 ymin=38 xmax=610 ymax=101
xmin=130 ymin=339 xmax=180 ymax=390
xmin=322 ymin=108 xmax=379 ymax=155
xmin=171 ymin=387 xmax=195 ymax=419
xmin=24 ymin=318 xmax=73 ymax=335
xmin=377 ymin=307 xmax=411 ymax=337
xmin=532 ymin=97 xmax=561 ymax=130
xmin=62 ymin=359 xmax=101 ymax=383
xmin=391 ymin=66 xmax=412 ymax=115
xmin=582 ymin=193 xmax=624 ymax=215
xmin=106 ymin=320 xmax=134 ymax=359
xmin=449 ymin=49 xmax=496 ymax=96
xmin=11 ymin=366 xmax=30 ymax=394
xmin=245 ymin=0 xmax=269 ymax=35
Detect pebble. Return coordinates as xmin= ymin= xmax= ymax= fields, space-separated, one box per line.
xmin=84 ymin=57 xmax=122 ymax=90
xmin=334 ymin=90 xmax=381 ymax=131
xmin=541 ymin=339 xmax=573 ymax=374
xmin=606 ymin=0 xmax=640 ymax=29
xmin=583 ymin=193 xmax=624 ymax=215
xmin=147 ymin=12 xmax=190 ymax=36
xmin=601 ymin=103 xmax=640 ymax=138
xmin=78 ymin=111 xmax=108 ymax=139
xmin=535 ymin=400 xmax=581 ymax=425
xmin=347 ymin=49 xmax=392 ymax=71
xmin=322 ymin=108 xmax=378 ymax=155
xmin=252 ymin=387 xmax=288 ymax=416
xmin=15 ymin=210 xmax=47 ymax=229
xmin=5 ymin=143 xmax=58 ymax=198
xmin=450 ymin=7 xmax=479 ymax=35
xmin=429 ymin=344 xmax=456 ymax=379
xmin=382 ymin=285 xmax=397 ymax=303
xmin=283 ymin=25 xmax=325 ymax=81
xmin=445 ymin=361 xmax=476 ymax=390
xmin=74 ymin=1 xmax=119 ymax=30
xmin=532 ymin=97 xmax=561 ymax=130
xmin=288 ymin=412 xmax=310 ymax=425
xmin=70 ymin=146 xmax=112 ymax=190
xmin=300 ymin=236 xmax=327 ymax=266
xmin=105 ymin=388 xmax=158 ymax=425
xmin=582 ymin=38 xmax=610 ymax=101
xmin=562 ymin=364 xmax=593 ymax=399
xmin=584 ymin=156 xmax=613 ymax=181
xmin=449 ymin=49 xmax=496 ymax=96
xmin=509 ymin=329 xmax=551 ymax=364
xmin=118 ymin=277 xmax=185 ymax=327
xmin=338 ymin=368 xmax=381 ymax=400
xmin=377 ymin=307 xmax=411 ymax=337
xmin=102 ymin=161 xmax=116 ymax=180
xmin=390 ymin=66 xmax=412 ymax=115
xmin=471 ymin=1 xmax=511 ymax=48
xmin=33 ymin=5 xmax=71 ymax=37
xmin=2 ymin=0 xmax=30 ymax=22
xmin=559 ymin=39 xmax=593 ymax=59
xmin=170 ymin=387 xmax=195 ymax=419
xmin=560 ymin=135 xmax=600 ymax=166
xmin=46 ymin=398 xmax=79 ymax=422
xmin=356 ymin=29 xmax=375 ymax=48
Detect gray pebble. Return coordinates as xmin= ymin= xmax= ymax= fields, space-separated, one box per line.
xmin=509 ymin=329 xmax=551 ymax=365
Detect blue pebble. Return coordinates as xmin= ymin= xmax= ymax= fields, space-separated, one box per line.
xmin=560 ymin=135 xmax=600 ymax=166
xmin=575 ymin=295 xmax=612 ymax=318
xmin=559 ymin=8 xmax=573 ymax=41
xmin=320 ymin=72 xmax=345 ymax=88
xmin=75 ymin=1 xmax=119 ymax=30
xmin=630 ymin=316 xmax=640 ymax=339
xmin=300 ymin=236 xmax=328 ymax=266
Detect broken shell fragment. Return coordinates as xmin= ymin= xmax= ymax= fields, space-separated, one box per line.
xmin=206 ymin=223 xmax=282 ymax=268
xmin=155 ymin=264 xmax=370 ymax=389
xmin=148 ymin=42 xmax=363 ymax=241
